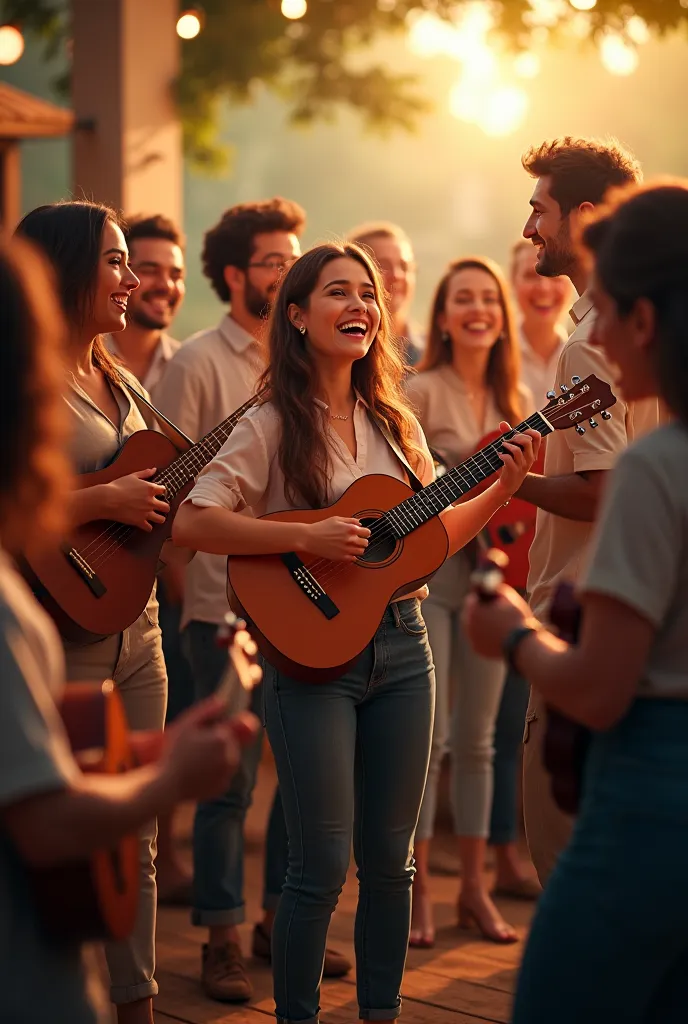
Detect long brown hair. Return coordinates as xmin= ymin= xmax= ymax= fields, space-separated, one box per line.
xmin=417 ymin=256 xmax=524 ymax=425
xmin=259 ymin=242 xmax=425 ymax=508
xmin=15 ymin=200 xmax=126 ymax=386
xmin=582 ymin=179 xmax=688 ymax=426
xmin=0 ymin=235 xmax=71 ymax=555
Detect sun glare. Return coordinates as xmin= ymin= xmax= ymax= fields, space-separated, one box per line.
xmin=600 ymin=31 xmax=639 ymax=75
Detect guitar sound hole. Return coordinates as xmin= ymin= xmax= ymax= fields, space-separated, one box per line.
xmin=357 ymin=516 xmax=397 ymax=565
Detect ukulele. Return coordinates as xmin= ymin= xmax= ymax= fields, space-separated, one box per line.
xmin=542 ymin=582 xmax=589 ymax=816
xmin=31 ymin=615 xmax=262 ymax=944
xmin=23 ymin=389 xmax=266 ymax=644
xmin=227 ymin=374 xmax=616 ymax=682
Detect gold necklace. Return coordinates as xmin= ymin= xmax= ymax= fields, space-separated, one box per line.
xmin=329 ymin=413 xmax=349 ymax=421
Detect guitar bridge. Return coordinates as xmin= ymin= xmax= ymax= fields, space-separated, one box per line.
xmin=281 ymin=553 xmax=340 ymax=620
xmin=62 ymin=545 xmax=106 ymax=598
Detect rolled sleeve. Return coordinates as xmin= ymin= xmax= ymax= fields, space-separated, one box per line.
xmin=581 ymin=448 xmax=677 ymax=627
xmin=185 ymin=405 xmax=272 ymax=514
xmin=560 ymin=339 xmax=629 ymax=474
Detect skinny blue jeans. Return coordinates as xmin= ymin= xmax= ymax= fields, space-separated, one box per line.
xmin=264 ymin=599 xmax=435 ymax=1024
xmin=185 ymin=620 xmax=288 ymax=924
xmin=513 ymin=699 xmax=688 ymax=1023
xmin=488 ymin=669 xmax=529 ymax=845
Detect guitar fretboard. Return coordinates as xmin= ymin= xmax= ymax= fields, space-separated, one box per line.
xmin=154 ymin=391 xmax=265 ymax=499
xmin=384 ymin=411 xmax=551 ymax=539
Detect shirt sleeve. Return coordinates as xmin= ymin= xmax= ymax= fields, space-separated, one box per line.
xmin=405 ymin=375 xmax=429 ymax=424
xmin=558 ymin=337 xmax=629 ymax=473
xmin=185 ymin=405 xmax=274 ymax=514
xmin=581 ymin=445 xmax=678 ymax=627
xmin=0 ymin=610 xmax=77 ymax=808
xmin=153 ymin=350 xmax=204 ymax=444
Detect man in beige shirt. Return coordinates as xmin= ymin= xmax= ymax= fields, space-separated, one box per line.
xmin=514 ymin=137 xmax=662 ymax=886
xmin=155 ymin=199 xmax=351 ymax=1002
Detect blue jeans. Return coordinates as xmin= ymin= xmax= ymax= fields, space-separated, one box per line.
xmin=185 ymin=621 xmax=288 ymax=924
xmin=513 ymin=699 xmax=688 ymax=1023
xmin=264 ymin=599 xmax=435 ymax=1024
xmin=157 ymin=582 xmax=194 ymax=724
xmin=488 ymin=669 xmax=529 ymax=845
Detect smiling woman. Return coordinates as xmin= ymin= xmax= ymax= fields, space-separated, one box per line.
xmin=15 ymin=201 xmax=170 ymax=1024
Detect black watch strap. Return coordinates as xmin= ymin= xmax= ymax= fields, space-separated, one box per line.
xmin=502 ymin=625 xmax=538 ymax=675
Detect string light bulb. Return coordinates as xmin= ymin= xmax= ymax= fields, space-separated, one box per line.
xmin=0 ymin=24 xmax=24 ymax=65
xmin=176 ymin=9 xmax=203 ymax=40
xmin=281 ymin=0 xmax=307 ymax=19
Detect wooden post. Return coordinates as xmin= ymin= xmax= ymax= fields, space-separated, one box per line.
xmin=72 ymin=0 xmax=182 ymax=222
xmin=0 ymin=141 xmax=21 ymax=230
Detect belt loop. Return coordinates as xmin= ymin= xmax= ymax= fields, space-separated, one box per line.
xmin=391 ymin=602 xmax=402 ymax=629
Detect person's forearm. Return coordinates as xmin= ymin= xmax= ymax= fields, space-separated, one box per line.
xmin=515 ymin=471 xmax=603 ymax=522
xmin=69 ymin=483 xmax=115 ymax=526
xmin=5 ymin=765 xmax=175 ymax=868
xmin=173 ymin=502 xmax=308 ymax=556
xmin=441 ymin=480 xmax=511 ymax=558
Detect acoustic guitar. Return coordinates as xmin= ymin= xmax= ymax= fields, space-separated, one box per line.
xmin=542 ymin=582 xmax=589 ymax=816
xmin=227 ymin=373 xmax=616 ymax=682
xmin=31 ymin=615 xmax=262 ymax=943
xmin=23 ymin=390 xmax=265 ymax=644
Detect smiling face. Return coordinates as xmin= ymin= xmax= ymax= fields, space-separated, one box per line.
xmin=439 ymin=266 xmax=505 ymax=354
xmin=127 ymin=237 xmax=185 ymax=330
xmin=512 ymin=243 xmax=572 ymax=330
xmin=523 ymin=175 xmax=578 ymax=279
xmin=91 ymin=220 xmax=140 ymax=334
xmin=289 ymin=256 xmax=382 ymax=366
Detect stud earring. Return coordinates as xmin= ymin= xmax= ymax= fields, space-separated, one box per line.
xmin=441 ymin=330 xmax=451 ymax=344
xmin=299 ymin=325 xmax=306 ymax=335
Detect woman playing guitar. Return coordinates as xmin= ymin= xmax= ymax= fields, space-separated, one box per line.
xmin=173 ymin=242 xmax=540 ymax=1024
xmin=464 ymin=181 xmax=688 ymax=1023
xmin=17 ymin=201 xmax=177 ymax=1024
xmin=405 ymin=257 xmax=535 ymax=946
xmin=0 ymin=235 xmax=252 ymax=1024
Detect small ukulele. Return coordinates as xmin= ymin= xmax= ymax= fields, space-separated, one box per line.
xmin=228 ymin=374 xmax=616 ymax=682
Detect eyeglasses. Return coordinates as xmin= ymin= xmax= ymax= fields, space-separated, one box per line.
xmin=248 ymin=258 xmax=298 ymax=272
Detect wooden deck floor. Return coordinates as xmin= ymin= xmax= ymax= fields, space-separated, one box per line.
xmin=154 ymin=761 xmax=536 ymax=1024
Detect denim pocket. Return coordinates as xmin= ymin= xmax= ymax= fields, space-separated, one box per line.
xmin=397 ymin=599 xmax=427 ymax=637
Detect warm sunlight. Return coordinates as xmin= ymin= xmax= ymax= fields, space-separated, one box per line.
xmin=600 ymin=31 xmax=639 ymax=74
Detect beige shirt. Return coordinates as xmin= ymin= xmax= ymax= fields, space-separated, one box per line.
xmin=518 ymin=325 xmax=568 ymax=406
xmin=153 ymin=315 xmax=264 ymax=627
xmin=583 ymin=422 xmax=688 ymax=697
xmin=527 ymin=292 xmax=663 ymax=620
xmin=406 ymin=363 xmax=533 ymax=468
xmin=104 ymin=333 xmax=181 ymax=397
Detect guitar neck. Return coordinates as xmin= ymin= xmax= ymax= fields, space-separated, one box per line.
xmin=387 ymin=410 xmax=552 ymax=539
xmin=154 ymin=390 xmax=264 ymax=499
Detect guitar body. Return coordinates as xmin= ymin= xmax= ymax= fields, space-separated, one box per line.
xmin=542 ymin=581 xmax=590 ymax=816
xmin=31 ymin=682 xmax=140 ymax=942
xmin=475 ymin=429 xmax=545 ymax=591
xmin=228 ymin=474 xmax=449 ymax=683
xmin=23 ymin=430 xmax=190 ymax=644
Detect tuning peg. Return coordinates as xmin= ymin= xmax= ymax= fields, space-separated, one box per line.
xmin=589 ymin=418 xmax=598 ymax=429
xmin=546 ymin=390 xmax=556 ymax=400
xmin=571 ymin=375 xmax=581 ymax=385
xmin=560 ymin=384 xmax=569 ymax=393
xmin=601 ymin=410 xmax=612 ymax=420
xmin=575 ymin=424 xmax=586 ymax=435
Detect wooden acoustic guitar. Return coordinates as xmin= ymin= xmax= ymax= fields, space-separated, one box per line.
xmin=23 ymin=390 xmax=265 ymax=644
xmin=227 ymin=373 xmax=616 ymax=683
xmin=31 ymin=615 xmax=262 ymax=943
xmin=542 ymin=582 xmax=589 ymax=816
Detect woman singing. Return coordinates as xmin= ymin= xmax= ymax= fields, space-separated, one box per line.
xmin=406 ymin=257 xmax=534 ymax=946
xmin=17 ymin=201 xmax=172 ymax=1024
xmin=464 ymin=180 xmax=688 ymax=1022
xmin=173 ymin=241 xmax=540 ymax=1024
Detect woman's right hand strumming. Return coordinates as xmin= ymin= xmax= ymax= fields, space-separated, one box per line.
xmin=302 ymin=517 xmax=371 ymax=561
xmin=105 ymin=468 xmax=170 ymax=531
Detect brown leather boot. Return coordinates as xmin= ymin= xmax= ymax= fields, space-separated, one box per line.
xmin=251 ymin=922 xmax=352 ymax=978
xmin=201 ymin=942 xmax=253 ymax=1002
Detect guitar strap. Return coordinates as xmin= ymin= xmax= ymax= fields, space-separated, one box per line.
xmin=116 ymin=375 xmax=194 ymax=451
xmin=369 ymin=414 xmax=424 ymax=494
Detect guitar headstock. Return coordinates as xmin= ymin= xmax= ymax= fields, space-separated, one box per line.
xmin=216 ymin=612 xmax=262 ymax=704
xmin=540 ymin=374 xmax=617 ymax=435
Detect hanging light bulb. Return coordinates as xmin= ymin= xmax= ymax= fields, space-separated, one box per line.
xmin=0 ymin=24 xmax=24 ymax=65
xmin=176 ymin=9 xmax=203 ymax=40
xmin=281 ymin=0 xmax=307 ymax=19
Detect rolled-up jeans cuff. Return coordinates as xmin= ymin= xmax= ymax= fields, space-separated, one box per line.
xmin=191 ymin=904 xmax=245 ymax=927
xmin=359 ymin=1002 xmax=402 ymax=1020
xmin=110 ymin=979 xmax=158 ymax=1005
xmin=276 ymin=1015 xmax=319 ymax=1024
xmin=263 ymin=891 xmax=282 ymax=912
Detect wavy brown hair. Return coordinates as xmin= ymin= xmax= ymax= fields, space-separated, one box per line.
xmin=16 ymin=200 xmax=125 ymax=386
xmin=417 ymin=256 xmax=524 ymax=425
xmin=258 ymin=242 xmax=425 ymax=508
xmin=0 ymin=236 xmax=71 ymax=555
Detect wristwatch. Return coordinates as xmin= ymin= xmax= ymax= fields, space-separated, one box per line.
xmin=502 ymin=624 xmax=539 ymax=674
